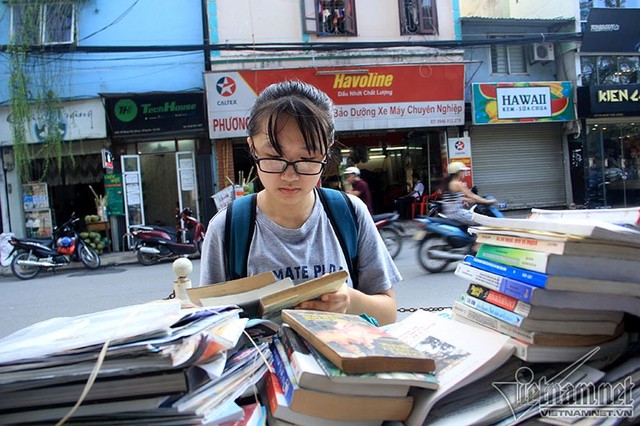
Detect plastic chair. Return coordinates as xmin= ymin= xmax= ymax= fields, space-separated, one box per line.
xmin=411 ymin=195 xmax=429 ymax=219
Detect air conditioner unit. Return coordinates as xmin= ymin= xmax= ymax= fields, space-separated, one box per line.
xmin=531 ymin=42 xmax=554 ymax=62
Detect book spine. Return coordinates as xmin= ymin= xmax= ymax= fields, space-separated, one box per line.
xmin=452 ymin=301 xmax=536 ymax=344
xmin=462 ymin=255 xmax=549 ymax=288
xmin=279 ymin=325 xmax=311 ymax=357
xmin=476 ymin=244 xmax=550 ymax=274
xmin=474 ymin=233 xmax=565 ymax=255
xmin=455 ymin=262 xmax=538 ymax=303
xmin=270 ymin=340 xmax=295 ymax=403
xmin=466 ymin=283 xmax=532 ymax=317
xmin=459 ymin=293 xmax=524 ymax=326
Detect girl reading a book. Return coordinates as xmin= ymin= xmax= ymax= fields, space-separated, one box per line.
xmin=200 ymin=80 xmax=400 ymax=325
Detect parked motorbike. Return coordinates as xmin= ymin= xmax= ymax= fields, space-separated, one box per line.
xmin=8 ymin=213 xmax=101 ymax=280
xmin=373 ymin=212 xmax=404 ymax=259
xmin=131 ymin=208 xmax=206 ymax=266
xmin=413 ymin=198 xmax=504 ymax=273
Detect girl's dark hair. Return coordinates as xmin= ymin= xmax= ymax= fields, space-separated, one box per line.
xmin=247 ymin=80 xmax=335 ymax=157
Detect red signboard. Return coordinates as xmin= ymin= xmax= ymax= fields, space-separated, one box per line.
xmin=205 ymin=65 xmax=465 ymax=138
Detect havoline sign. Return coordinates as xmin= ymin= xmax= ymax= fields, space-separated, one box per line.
xmin=102 ymin=92 xmax=206 ymax=137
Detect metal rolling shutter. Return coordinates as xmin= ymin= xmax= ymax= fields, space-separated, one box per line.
xmin=469 ymin=123 xmax=566 ymax=210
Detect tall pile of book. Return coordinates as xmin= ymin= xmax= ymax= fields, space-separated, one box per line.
xmin=452 ymin=212 xmax=640 ymax=363
xmin=0 ymin=299 xmax=272 ymax=425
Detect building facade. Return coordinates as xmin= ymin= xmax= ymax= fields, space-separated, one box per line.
xmin=205 ymin=0 xmax=466 ymax=214
xmin=0 ymin=0 xmax=208 ymax=244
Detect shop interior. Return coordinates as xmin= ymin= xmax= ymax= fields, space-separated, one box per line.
xmin=584 ymin=121 xmax=640 ymax=208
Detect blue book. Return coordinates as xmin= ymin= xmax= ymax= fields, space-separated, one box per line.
xmin=462 ymin=255 xmax=549 ymax=288
xmin=270 ymin=338 xmax=296 ymax=403
xmin=455 ymin=261 xmax=539 ymax=303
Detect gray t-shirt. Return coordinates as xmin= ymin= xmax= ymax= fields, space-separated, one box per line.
xmin=199 ymin=189 xmax=401 ymax=295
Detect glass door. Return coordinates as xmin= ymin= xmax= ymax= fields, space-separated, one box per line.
xmin=175 ymin=151 xmax=200 ymax=224
xmin=121 ymin=155 xmax=145 ymax=237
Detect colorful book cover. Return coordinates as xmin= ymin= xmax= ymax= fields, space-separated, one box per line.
xmin=455 ymin=262 xmax=539 ymax=303
xmin=281 ymin=310 xmax=435 ymax=374
xmin=459 ymin=293 xmax=524 ymax=326
xmin=466 ymin=283 xmax=531 ymax=317
xmin=462 ymin=255 xmax=549 ymax=288
xmin=476 ymin=244 xmax=551 ymax=273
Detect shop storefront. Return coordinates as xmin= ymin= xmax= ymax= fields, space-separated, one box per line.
xmin=470 ymin=82 xmax=575 ymax=209
xmin=204 ymin=65 xmax=465 ymax=213
xmin=577 ymin=85 xmax=640 ymax=208
xmin=0 ymin=98 xmax=108 ymax=237
xmin=101 ymin=91 xmax=212 ymax=239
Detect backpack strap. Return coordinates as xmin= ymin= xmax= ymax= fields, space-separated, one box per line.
xmin=317 ymin=187 xmax=360 ymax=289
xmin=224 ymin=194 xmax=257 ymax=281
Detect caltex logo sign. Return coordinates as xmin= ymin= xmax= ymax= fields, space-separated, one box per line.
xmin=216 ymin=77 xmax=236 ymax=97
xmin=455 ymin=140 xmax=465 ymax=151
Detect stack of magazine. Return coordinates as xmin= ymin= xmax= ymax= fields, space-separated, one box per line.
xmin=0 ymin=299 xmax=271 ymax=425
xmin=452 ymin=211 xmax=640 ymax=363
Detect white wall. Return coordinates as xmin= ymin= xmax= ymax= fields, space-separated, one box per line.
xmin=460 ymin=0 xmax=508 ymax=18
xmin=215 ymin=0 xmax=455 ymax=43
xmin=508 ymin=0 xmax=576 ymax=20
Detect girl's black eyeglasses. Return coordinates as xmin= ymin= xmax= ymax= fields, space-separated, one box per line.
xmin=252 ymin=156 xmax=326 ymax=175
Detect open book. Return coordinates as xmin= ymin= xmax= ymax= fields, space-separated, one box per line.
xmin=382 ymin=310 xmax=514 ymax=426
xmin=187 ymin=271 xmax=348 ymax=319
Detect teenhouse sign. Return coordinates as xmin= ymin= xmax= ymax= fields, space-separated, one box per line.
xmin=204 ymin=65 xmax=465 ymax=138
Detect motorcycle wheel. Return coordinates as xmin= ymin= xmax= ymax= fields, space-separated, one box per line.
xmin=79 ymin=243 xmax=101 ymax=269
xmin=136 ymin=249 xmax=158 ymax=266
xmin=417 ymin=235 xmax=451 ymax=273
xmin=11 ymin=251 xmax=40 ymax=280
xmin=379 ymin=227 xmax=403 ymax=259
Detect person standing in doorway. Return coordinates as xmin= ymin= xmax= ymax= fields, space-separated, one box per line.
xmin=342 ymin=166 xmax=373 ymax=214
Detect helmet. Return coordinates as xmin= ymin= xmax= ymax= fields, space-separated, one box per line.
xmin=342 ymin=166 xmax=360 ymax=176
xmin=448 ymin=161 xmax=470 ymax=175
xmin=57 ymin=236 xmax=74 ymax=248
xmin=56 ymin=236 xmax=76 ymax=255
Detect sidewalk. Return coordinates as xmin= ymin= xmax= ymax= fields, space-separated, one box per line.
xmin=0 ymin=250 xmax=142 ymax=278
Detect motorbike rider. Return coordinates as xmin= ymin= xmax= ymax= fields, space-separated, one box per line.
xmin=342 ymin=166 xmax=374 ymax=214
xmin=440 ymin=162 xmax=496 ymax=225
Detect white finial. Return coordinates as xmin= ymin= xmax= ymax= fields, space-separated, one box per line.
xmin=172 ymin=257 xmax=193 ymax=302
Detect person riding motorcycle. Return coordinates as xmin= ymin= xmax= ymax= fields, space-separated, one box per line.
xmin=440 ymin=162 xmax=496 ymax=225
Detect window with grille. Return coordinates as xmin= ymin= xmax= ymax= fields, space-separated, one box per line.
xmin=490 ymin=37 xmax=528 ymax=75
xmin=302 ymin=0 xmax=357 ymax=36
xmin=398 ymin=0 xmax=437 ymax=35
xmin=10 ymin=3 xmax=75 ymax=45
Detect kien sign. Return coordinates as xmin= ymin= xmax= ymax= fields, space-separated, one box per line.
xmin=204 ymin=65 xmax=465 ymax=138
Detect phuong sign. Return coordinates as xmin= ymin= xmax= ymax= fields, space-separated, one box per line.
xmin=204 ymin=65 xmax=465 ymax=138
xmin=472 ymin=82 xmax=574 ymax=125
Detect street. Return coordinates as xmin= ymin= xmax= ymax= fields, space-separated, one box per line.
xmin=0 ymin=240 xmax=469 ymax=339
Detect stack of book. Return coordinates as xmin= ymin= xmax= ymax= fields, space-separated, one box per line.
xmin=452 ymin=212 xmax=640 ymax=363
xmin=268 ymin=308 xmax=514 ymax=425
xmin=0 ymin=299 xmax=271 ymax=425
